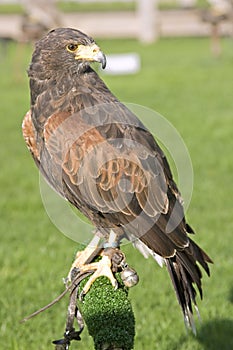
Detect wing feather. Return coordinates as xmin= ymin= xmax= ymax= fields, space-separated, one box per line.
xmin=42 ymin=110 xmax=170 ymax=228
xmin=22 ymin=110 xmax=40 ymax=161
xmin=25 ymin=79 xmax=198 ymax=263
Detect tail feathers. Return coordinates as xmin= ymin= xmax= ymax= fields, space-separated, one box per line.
xmin=166 ymin=243 xmax=211 ymax=334
xmin=188 ymin=238 xmax=213 ymax=275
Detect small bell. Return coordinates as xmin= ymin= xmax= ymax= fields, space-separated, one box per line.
xmin=120 ymin=265 xmax=139 ymax=288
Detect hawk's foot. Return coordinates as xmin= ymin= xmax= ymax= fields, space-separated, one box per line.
xmin=67 ymin=235 xmax=102 ymax=283
xmin=68 ymin=247 xmax=127 ymax=299
xmin=80 ymin=248 xmax=125 ymax=299
xmin=67 ymin=230 xmax=139 ymax=299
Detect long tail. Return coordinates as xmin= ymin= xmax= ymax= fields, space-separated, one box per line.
xmin=166 ymin=238 xmax=213 ymax=334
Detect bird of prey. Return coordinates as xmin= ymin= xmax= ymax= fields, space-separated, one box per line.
xmin=22 ymin=28 xmax=212 ymax=332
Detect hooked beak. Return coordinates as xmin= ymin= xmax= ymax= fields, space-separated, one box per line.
xmin=75 ymin=43 xmax=106 ymax=69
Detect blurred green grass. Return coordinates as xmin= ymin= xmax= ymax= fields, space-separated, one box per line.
xmin=0 ymin=2 xmax=135 ymax=14
xmin=0 ymin=1 xmax=208 ymax=14
xmin=0 ymin=37 xmax=233 ymax=350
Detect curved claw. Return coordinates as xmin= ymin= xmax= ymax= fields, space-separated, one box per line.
xmin=79 ymin=290 xmax=85 ymax=302
xmin=114 ymin=279 xmax=118 ymax=290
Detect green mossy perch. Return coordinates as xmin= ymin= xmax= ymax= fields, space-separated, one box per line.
xmin=78 ymin=274 xmax=135 ymax=350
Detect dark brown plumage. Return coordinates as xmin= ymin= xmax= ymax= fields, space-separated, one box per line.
xmin=22 ymin=28 xmax=212 ymax=332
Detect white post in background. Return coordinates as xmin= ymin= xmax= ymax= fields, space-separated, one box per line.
xmin=137 ymin=0 xmax=160 ymax=43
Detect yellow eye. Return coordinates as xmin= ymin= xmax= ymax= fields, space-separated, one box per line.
xmin=66 ymin=44 xmax=78 ymax=52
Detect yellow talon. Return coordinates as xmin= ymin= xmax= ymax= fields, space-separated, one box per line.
xmin=78 ymin=254 xmax=118 ymax=297
xmin=67 ymin=244 xmax=124 ymax=298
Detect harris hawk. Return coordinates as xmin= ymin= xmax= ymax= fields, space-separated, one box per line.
xmin=22 ymin=28 xmax=212 ymax=333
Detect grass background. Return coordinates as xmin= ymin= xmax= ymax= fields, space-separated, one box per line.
xmin=0 ymin=1 xmax=208 ymax=14
xmin=0 ymin=36 xmax=233 ymax=349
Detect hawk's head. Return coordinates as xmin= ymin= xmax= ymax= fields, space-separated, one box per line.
xmin=28 ymin=28 xmax=106 ymax=79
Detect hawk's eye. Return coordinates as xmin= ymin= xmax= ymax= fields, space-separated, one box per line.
xmin=66 ymin=44 xmax=78 ymax=52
